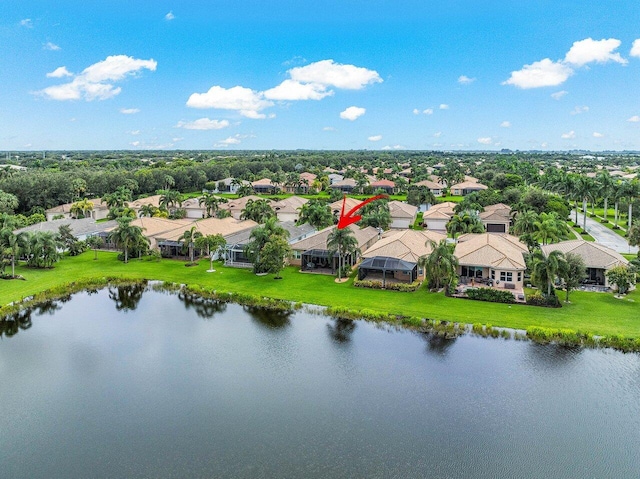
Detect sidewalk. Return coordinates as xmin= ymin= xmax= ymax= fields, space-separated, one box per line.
xmin=574 ymin=210 xmax=638 ymax=255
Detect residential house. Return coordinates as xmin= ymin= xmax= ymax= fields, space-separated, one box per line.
xmin=540 ymin=240 xmax=631 ymax=289
xmin=327 ymin=173 xmax=344 ymax=185
xmin=213 ymin=177 xmax=249 ymax=194
xmin=422 ymin=202 xmax=456 ymax=232
xmin=413 ymin=179 xmax=443 ymax=197
xmin=129 ymin=195 xmax=164 ymax=216
xmin=289 ymin=225 xmax=380 ymax=274
xmin=103 ymin=217 xmax=195 ymax=250
xmin=16 ymin=217 xmax=117 ymax=241
xmin=388 ymin=200 xmax=418 ymax=229
xmin=221 ymin=195 xmax=268 ymax=220
xmin=359 ymin=229 xmax=446 ymax=285
xmin=252 ymin=178 xmax=279 ymax=194
xmin=329 ymin=178 xmax=358 ymax=193
xmin=454 ymin=233 xmax=528 ymax=290
xmin=182 ymin=197 xmax=206 ymax=219
xmin=370 ymin=179 xmax=396 ymax=195
xmin=272 ymin=196 xmax=308 ymax=223
xmin=225 ymin=221 xmax=316 ymax=268
xmin=449 ymin=181 xmax=488 ymax=196
xmin=45 ymin=198 xmax=109 ymax=221
xmin=479 ymin=203 xmax=512 ymax=233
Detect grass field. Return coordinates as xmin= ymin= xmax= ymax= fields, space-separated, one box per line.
xmin=3 ymin=251 xmax=639 ymax=338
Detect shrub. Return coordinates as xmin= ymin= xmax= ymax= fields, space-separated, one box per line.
xmin=353 ymin=279 xmax=384 ymax=289
xmin=465 ymin=287 xmax=515 ymax=304
xmin=526 ymin=291 xmax=560 ymax=307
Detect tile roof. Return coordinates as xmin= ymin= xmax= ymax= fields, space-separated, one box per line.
xmin=388 ymin=200 xmax=418 ymax=218
xmin=540 ymin=240 xmax=629 ymax=269
xmin=362 ymin=229 xmax=447 ymax=263
xmin=454 ymin=233 xmax=528 ymax=270
xmin=290 ymin=225 xmax=379 ymax=252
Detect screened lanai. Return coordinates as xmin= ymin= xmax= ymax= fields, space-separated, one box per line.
xmin=358 ymin=256 xmax=418 ymax=285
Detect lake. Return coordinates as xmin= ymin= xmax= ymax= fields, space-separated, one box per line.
xmin=1 ymin=285 xmax=639 ymax=478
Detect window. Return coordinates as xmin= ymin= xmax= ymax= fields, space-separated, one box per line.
xmin=491 ymin=270 xmax=495 ymax=280
xmin=500 ymin=271 xmax=513 ymax=282
xmin=517 ymin=272 xmax=522 ymax=282
xmin=293 ymin=251 xmax=301 ymax=259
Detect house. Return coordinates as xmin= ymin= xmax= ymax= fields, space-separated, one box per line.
xmin=413 ymin=179 xmax=443 ymax=197
xmin=224 ymin=221 xmax=316 ymax=268
xmin=271 ymin=196 xmax=308 ymax=223
xmin=359 ymin=229 xmax=447 ymax=285
xmin=329 ymin=197 xmax=361 ymax=216
xmin=16 ymin=217 xmax=117 ymax=241
xmin=289 ymin=225 xmax=380 ymax=274
xmin=540 ymin=240 xmax=631 ymax=289
xmin=327 ymin=173 xmax=344 ymax=185
xmin=129 ymin=195 xmax=164 ymax=215
xmin=388 ymin=201 xmax=418 ymax=229
xmin=370 ymin=179 xmax=396 ymax=194
xmin=182 ymin=197 xmax=206 ymax=219
xmin=422 ymin=202 xmax=456 ymax=231
xmin=479 ymin=203 xmax=512 ymax=233
xmin=103 ymin=217 xmax=195 ymax=249
xmin=155 ymin=217 xmax=258 ymax=258
xmin=214 ymin=177 xmax=249 ymax=194
xmin=221 ymin=195 xmax=268 ymax=220
xmin=45 ymin=198 xmax=110 ymax=221
xmin=454 ymin=233 xmax=528 ymax=290
xmin=252 ymin=178 xmax=279 ymax=194
xmin=449 ymin=181 xmax=488 ymax=196
xmin=329 ymin=178 xmax=358 ymax=193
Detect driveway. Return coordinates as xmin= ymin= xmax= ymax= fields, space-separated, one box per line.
xmin=574 ymin=210 xmax=638 ymax=255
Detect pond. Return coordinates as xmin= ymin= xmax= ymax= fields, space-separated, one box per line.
xmin=1 ymin=285 xmax=639 ymax=478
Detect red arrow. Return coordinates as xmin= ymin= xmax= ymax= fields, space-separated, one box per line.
xmin=337 ymin=194 xmax=389 ymax=229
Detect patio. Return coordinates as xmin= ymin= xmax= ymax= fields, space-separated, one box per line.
xmin=453 ymin=282 xmax=526 ymax=303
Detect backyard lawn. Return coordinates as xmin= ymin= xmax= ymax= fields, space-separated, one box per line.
xmin=2 ymin=251 xmax=639 ymax=338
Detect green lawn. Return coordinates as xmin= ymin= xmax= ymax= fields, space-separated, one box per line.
xmin=3 ymin=251 xmax=639 ymax=338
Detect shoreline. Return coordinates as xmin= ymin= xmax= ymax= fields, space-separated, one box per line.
xmin=3 ymin=276 xmax=640 ymax=353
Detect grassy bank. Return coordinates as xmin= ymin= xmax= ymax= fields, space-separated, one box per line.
xmin=2 ymin=251 xmax=639 ymax=338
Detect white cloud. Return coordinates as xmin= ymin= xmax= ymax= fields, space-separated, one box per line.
xmin=502 ymin=58 xmax=573 ymax=89
xmin=561 ymin=130 xmax=576 ymax=139
xmin=564 ymin=38 xmax=627 ymax=67
xmin=323 ymin=126 xmax=336 ymax=131
xmin=120 ymin=108 xmax=140 ymax=114
xmin=129 ymin=130 xmax=140 ymax=135
xmin=46 ymin=66 xmax=73 ymax=78
xmin=477 ymin=137 xmax=493 ymax=145
xmin=627 ymin=115 xmax=640 ymax=122
xmin=263 ymin=80 xmax=332 ymax=100
xmin=172 ymin=137 xmax=183 ymax=142
xmin=289 ymin=59 xmax=382 ymax=90
xmin=165 ymin=11 xmax=175 ymax=21
xmin=433 ymin=131 xmax=442 ymax=138
xmin=175 ymin=118 xmax=230 ymax=130
xmin=570 ymin=105 xmax=589 ymax=115
xmin=186 ymin=85 xmax=272 ymax=119
xmin=44 ymin=42 xmax=60 ymax=51
xmin=458 ymin=75 xmax=476 ymax=84
xmin=214 ymin=135 xmax=243 ymax=147
xmin=340 ymin=106 xmax=366 ymax=121
xmin=423 ymin=108 xmax=433 ymax=115
xmin=368 ymin=135 xmax=382 ymax=141
xmin=413 ymin=108 xmax=420 ymax=115
xmin=439 ymin=104 xmax=449 ymax=110
xmin=20 ymin=19 xmax=32 ymax=28
xmin=631 ymin=39 xmax=640 ymax=58
xmin=381 ymin=145 xmax=405 ymax=150
xmin=593 ymin=132 xmax=604 ymax=138
xmin=39 ymin=55 xmax=156 ymax=101
xmin=551 ymin=90 xmax=568 ymax=100
xmin=130 ymin=141 xmax=140 ymax=147
xmin=500 ymin=121 xmax=511 ymax=128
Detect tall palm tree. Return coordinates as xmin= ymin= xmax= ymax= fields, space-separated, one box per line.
xmin=195 ymin=234 xmax=226 ymax=271
xmin=199 ymin=193 xmax=227 ymax=218
xmin=244 ymin=217 xmax=289 ymax=274
xmin=531 ymin=250 xmax=566 ymax=297
xmin=327 ymin=226 xmax=360 ymax=281
xmin=621 ymin=179 xmax=640 ymax=231
xmin=108 ymin=217 xmax=146 ymax=264
xmin=574 ymin=175 xmax=595 ymax=231
xmin=0 ymin=228 xmax=27 ymax=277
xmin=418 ymin=239 xmax=458 ymax=291
xmin=138 ymin=204 xmax=157 ymax=218
xmin=180 ymin=226 xmax=202 ymax=263
xmin=70 ymin=198 xmax=94 ymax=219
xmin=596 ymin=170 xmax=615 ymax=222
xmin=447 ymin=210 xmax=484 ymax=241
xmin=26 ymin=231 xmax=60 ymax=268
xmin=160 ymin=190 xmax=183 ymax=211
xmin=512 ymin=210 xmax=539 ymax=236
xmin=240 ymin=199 xmax=275 ymax=223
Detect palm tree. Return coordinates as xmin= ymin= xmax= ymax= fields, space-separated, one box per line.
xmin=596 ymin=170 xmax=615 ymax=222
xmin=244 ymin=217 xmax=289 ymax=274
xmin=108 ymin=217 xmax=146 ymax=264
xmin=199 ymin=193 xmax=227 ymax=218
xmin=194 ymin=234 xmax=226 ymax=271
xmin=512 ymin=210 xmax=539 ymax=236
xmin=531 ymin=250 xmax=565 ymax=297
xmin=621 ymin=179 xmax=640 ymax=231
xmin=138 ymin=204 xmax=157 ymax=218
xmin=574 ymin=175 xmax=595 ymax=231
xmin=297 ymin=200 xmax=333 ymax=229
xmin=70 ymin=198 xmax=94 ymax=219
xmin=533 ymin=212 xmax=566 ymax=245
xmin=160 ymin=190 xmax=183 ymax=211
xmin=447 ymin=210 xmax=484 ymax=241
xmin=418 ymin=239 xmax=458 ymax=292
xmin=180 ymin=226 xmax=202 ymax=264
xmin=102 ymin=186 xmax=132 ymax=209
xmin=240 ymin=199 xmax=275 ymax=223
xmin=25 ymin=231 xmax=60 ymax=268
xmin=0 ymin=228 xmax=27 ymax=277
xmin=86 ymin=235 xmax=104 ymax=260
xmin=327 ymin=226 xmax=360 ymax=281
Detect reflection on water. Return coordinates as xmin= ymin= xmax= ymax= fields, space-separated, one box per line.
xmin=326 ymin=318 xmax=356 ymax=343
xmin=108 ymin=282 xmax=146 ymax=311
xmin=1 ymin=287 xmax=639 ymax=479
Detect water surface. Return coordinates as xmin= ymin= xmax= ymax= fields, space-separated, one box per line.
xmin=1 ymin=286 xmax=639 ymax=478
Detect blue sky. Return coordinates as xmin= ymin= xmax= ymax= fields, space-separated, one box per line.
xmin=2 ymin=1 xmax=640 ymax=151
